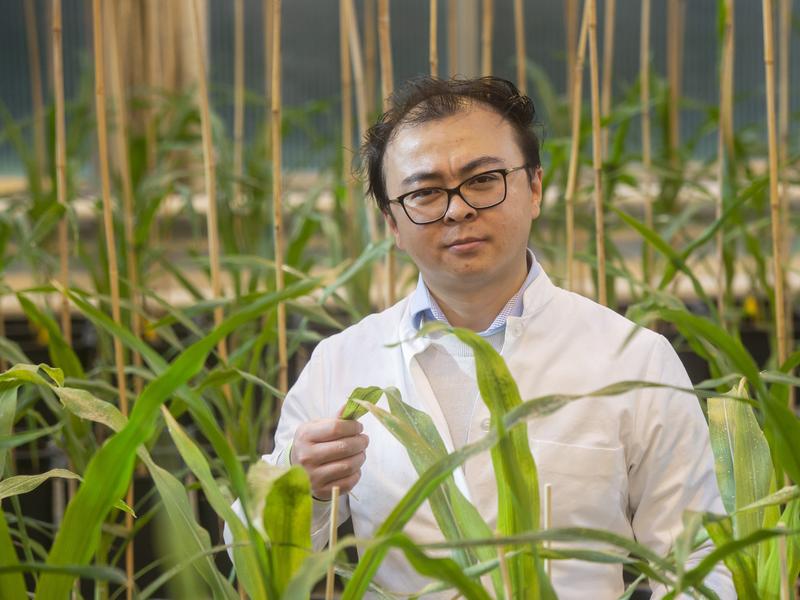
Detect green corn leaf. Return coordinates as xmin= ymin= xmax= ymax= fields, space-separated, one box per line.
xmin=146 ymin=460 xmax=239 ymax=599
xmin=611 ymin=206 xmax=715 ymax=314
xmin=161 ymin=407 xmax=268 ymax=599
xmin=261 ymin=465 xmax=312 ymax=597
xmin=52 ymin=381 xmax=236 ymax=598
xmin=53 ymin=386 xmax=127 ymax=433
xmin=353 ymin=387 xmax=503 ymax=597
xmin=0 ymin=422 xmax=63 ymax=450
xmin=0 ymin=496 xmax=27 ymax=597
xmin=137 ymin=543 xmax=236 ymax=600
xmin=320 ymin=238 xmax=393 ymax=302
xmin=433 ymin=324 xmax=550 ymax=599
xmin=707 ymin=379 xmax=772 ymax=545
xmin=756 ymin=499 xmax=800 ymax=597
xmin=387 ymin=534 xmax=491 ymax=600
xmin=35 ymin=281 xmax=317 ymax=599
xmin=698 ymin=515 xmax=760 ymax=598
xmin=735 ymin=486 xmax=800 ymax=514
xmin=0 ymin=561 xmax=126 ymax=583
xmin=17 ymin=294 xmax=84 ymax=378
xmin=654 ymin=308 xmax=800 ymax=487
xmin=343 ymin=377 xmax=684 ymax=599
xmin=0 ymin=387 xmax=19 ymax=479
xmin=340 ymin=386 xmax=383 ymax=421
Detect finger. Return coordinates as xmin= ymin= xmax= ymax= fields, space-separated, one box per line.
xmin=311 ymin=452 xmax=366 ymax=488
xmin=299 ymin=418 xmax=363 ymax=443
xmin=313 ymin=471 xmax=362 ymax=500
xmin=304 ymin=434 xmax=369 ymax=466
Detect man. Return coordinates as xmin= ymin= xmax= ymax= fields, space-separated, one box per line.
xmin=267 ymin=77 xmax=733 ymax=598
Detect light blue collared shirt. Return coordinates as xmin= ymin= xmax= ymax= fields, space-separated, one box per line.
xmin=408 ymin=248 xmax=540 ymax=337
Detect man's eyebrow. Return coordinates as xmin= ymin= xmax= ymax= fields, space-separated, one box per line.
xmin=399 ymin=156 xmax=505 ymax=188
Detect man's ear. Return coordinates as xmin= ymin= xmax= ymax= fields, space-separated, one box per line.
xmin=529 ymin=166 xmax=543 ymax=220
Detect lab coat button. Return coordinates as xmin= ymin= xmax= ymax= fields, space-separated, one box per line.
xmin=480 ymin=418 xmax=491 ymax=431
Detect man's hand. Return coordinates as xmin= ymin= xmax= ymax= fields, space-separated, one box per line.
xmin=290 ymin=418 xmax=369 ymax=501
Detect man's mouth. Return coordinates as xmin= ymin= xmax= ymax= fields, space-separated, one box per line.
xmin=446 ymin=237 xmax=486 ymax=251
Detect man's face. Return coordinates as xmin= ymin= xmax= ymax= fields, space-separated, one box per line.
xmin=383 ymin=103 xmax=542 ymax=297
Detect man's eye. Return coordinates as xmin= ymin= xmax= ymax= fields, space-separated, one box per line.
xmin=467 ymin=172 xmax=502 ymax=186
xmin=407 ymin=188 xmax=441 ymax=203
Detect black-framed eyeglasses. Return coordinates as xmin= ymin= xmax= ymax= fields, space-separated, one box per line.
xmin=388 ymin=165 xmax=530 ymax=225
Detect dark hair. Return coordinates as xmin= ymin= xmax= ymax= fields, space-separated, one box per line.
xmin=360 ymin=76 xmax=541 ymax=214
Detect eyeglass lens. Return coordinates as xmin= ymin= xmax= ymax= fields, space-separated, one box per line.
xmin=403 ymin=171 xmax=507 ymax=223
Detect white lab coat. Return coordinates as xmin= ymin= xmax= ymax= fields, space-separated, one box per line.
xmin=266 ymin=268 xmax=734 ymax=599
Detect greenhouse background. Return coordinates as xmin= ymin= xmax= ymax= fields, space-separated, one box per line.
xmin=0 ymin=0 xmax=798 ymax=598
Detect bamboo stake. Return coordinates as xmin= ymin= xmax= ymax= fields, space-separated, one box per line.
xmin=513 ymin=0 xmax=527 ymax=94
xmin=53 ymin=0 xmax=71 ymax=344
xmin=762 ymin=0 xmax=788 ymax=370
xmin=564 ymin=1 xmax=591 ymax=291
xmin=364 ymin=0 xmax=377 ymax=110
xmin=717 ymin=0 xmax=735 ymax=321
xmin=481 ymin=0 xmax=493 ymax=76
xmin=233 ymin=0 xmax=247 ymax=252
xmin=24 ymin=0 xmax=47 ymax=186
xmin=378 ymin=0 xmax=396 ymax=308
xmin=600 ymin=0 xmax=615 ymax=154
xmin=778 ymin=0 xmax=794 ymax=394
xmin=429 ymin=0 xmax=438 ymax=77
xmin=190 ymin=0 xmax=229 ymax=370
xmin=588 ymin=0 xmax=607 ymax=306
xmin=234 ymin=0 xmax=245 ymax=210
xmin=448 ymin=0 xmax=457 ymax=76
xmin=264 ymin=0 xmax=273 ymax=142
xmin=345 ymin=0 xmax=379 ymax=249
xmin=778 ymin=522 xmax=789 ymax=600
xmin=378 ymin=0 xmax=394 ymax=113
xmin=91 ymin=2 xmax=133 ymax=597
xmin=270 ymin=0 xmax=288 ymax=395
xmin=340 ymin=0 xmax=356 ymax=259
xmin=640 ymin=0 xmax=653 ymax=285
xmin=565 ymin=0 xmax=578 ymax=100
xmin=325 ymin=486 xmax=341 ymax=600
xmin=107 ymin=1 xmax=143 ymax=394
xmin=145 ymin=0 xmax=161 ymax=172
xmin=667 ymin=0 xmax=685 ymax=164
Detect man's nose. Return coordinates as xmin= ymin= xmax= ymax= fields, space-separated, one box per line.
xmin=443 ymin=193 xmax=477 ymax=223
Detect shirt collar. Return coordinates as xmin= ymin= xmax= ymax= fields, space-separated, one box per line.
xmin=408 ymin=248 xmax=540 ymax=337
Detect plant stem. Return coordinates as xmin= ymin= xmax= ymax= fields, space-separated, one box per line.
xmin=600 ymin=0 xmax=615 ymax=155
xmin=24 ymin=0 xmax=46 ymax=187
xmin=761 ymin=0 xmax=788 ymax=370
xmin=271 ymin=0 xmax=288 ymax=395
xmin=588 ymin=0 xmax=607 ymax=306
xmin=640 ymin=0 xmax=653 ymax=285
xmin=53 ymin=0 xmax=71 ymax=345
xmin=481 ymin=0 xmax=493 ymax=76
xmin=564 ymin=0 xmax=590 ymax=292
xmin=513 ymin=0 xmax=526 ymax=94
xmin=92 ymin=1 xmax=132 ymax=596
xmin=430 ymin=0 xmax=438 ymax=76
